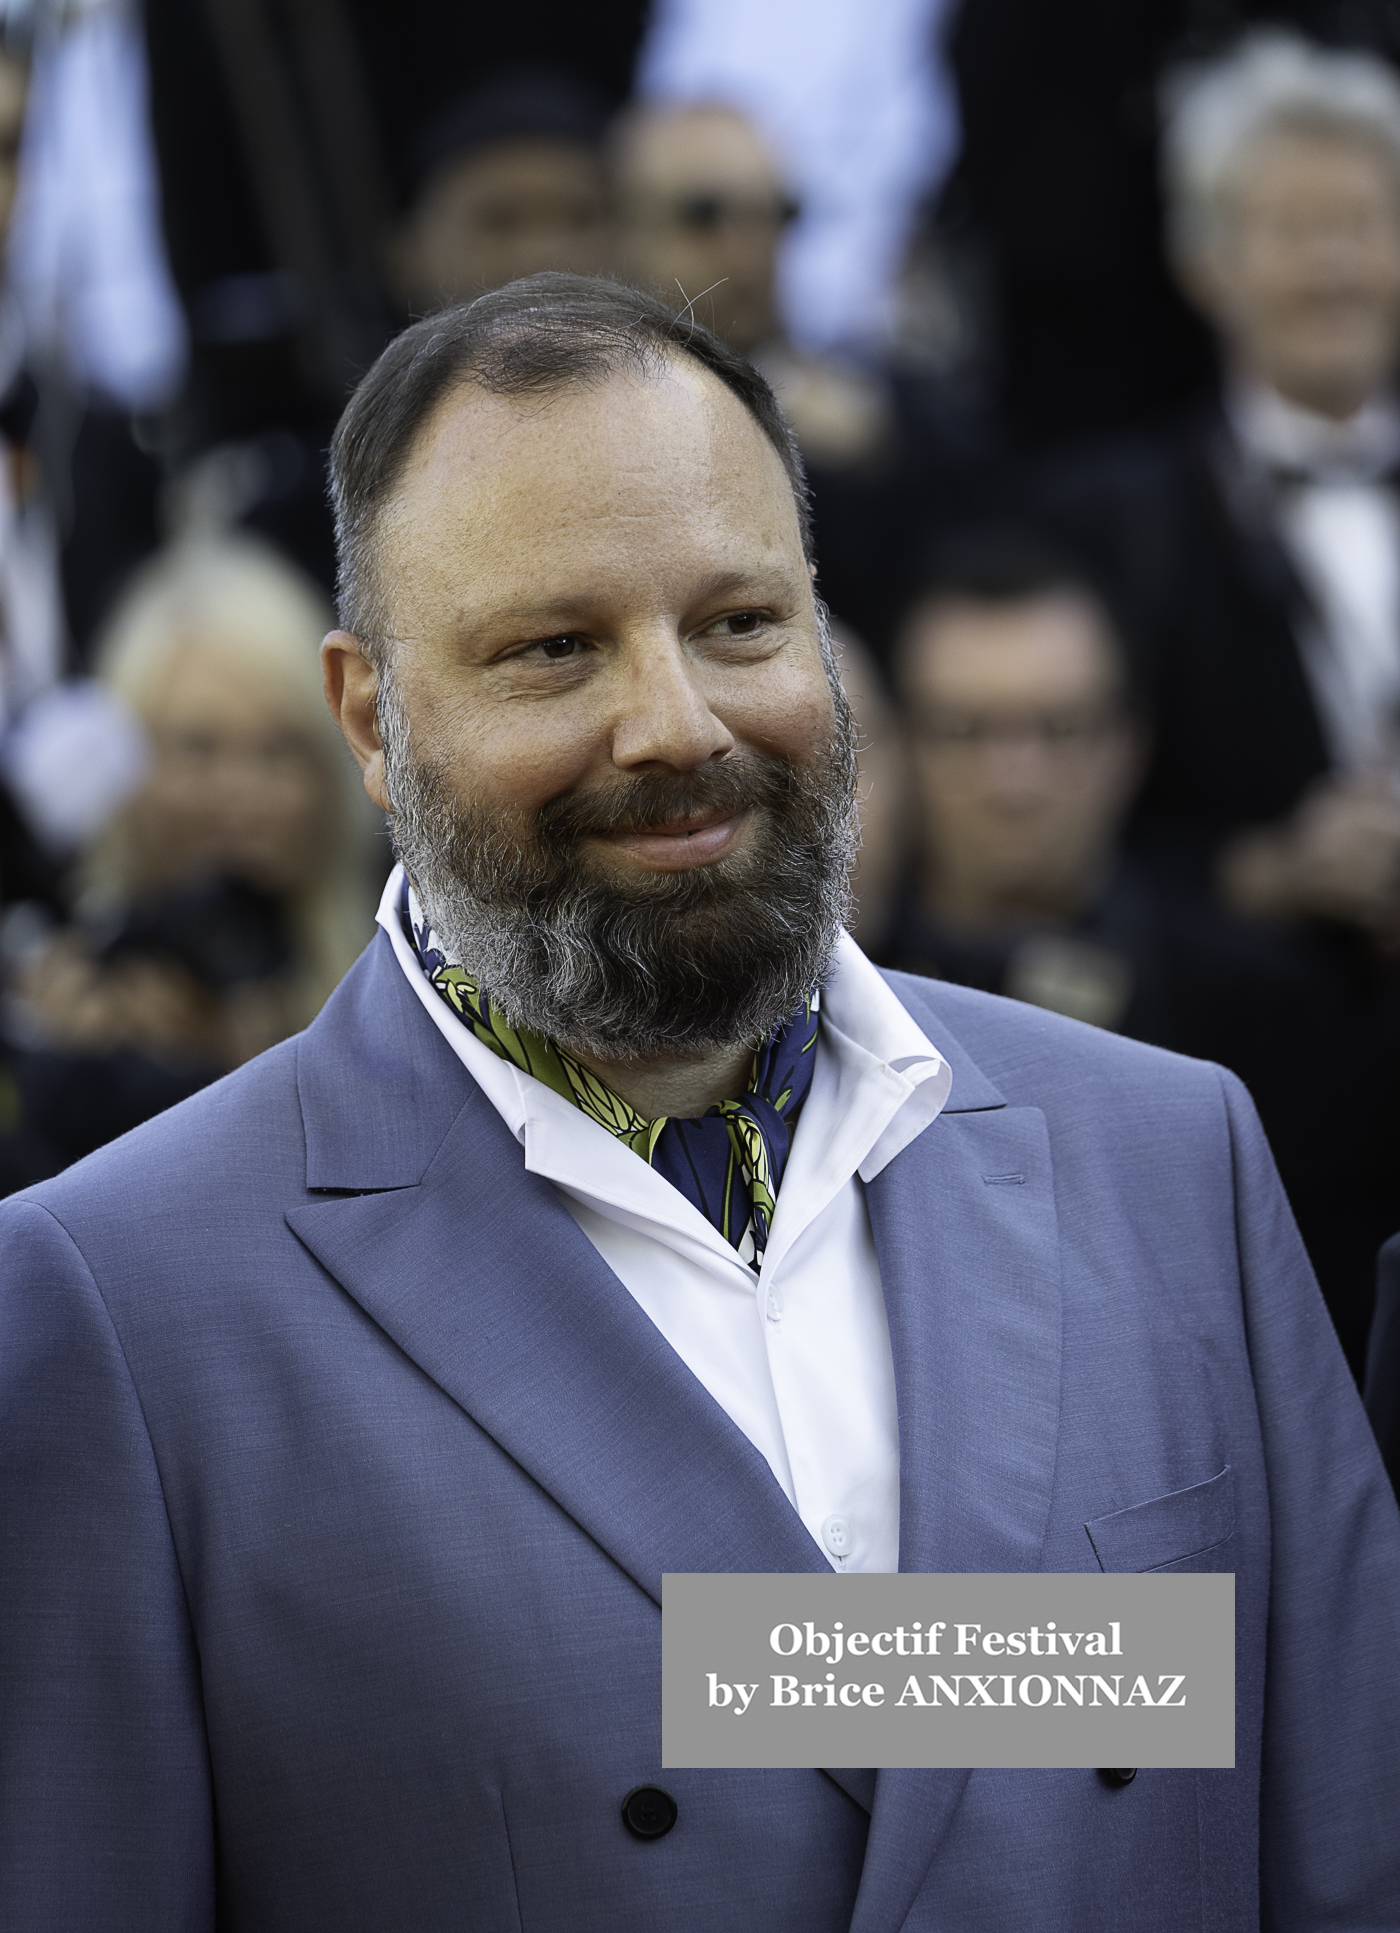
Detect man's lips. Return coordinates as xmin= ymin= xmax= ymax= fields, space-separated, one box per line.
xmin=584 ymin=806 xmax=750 ymax=871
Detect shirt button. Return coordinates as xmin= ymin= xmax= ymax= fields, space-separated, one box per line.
xmin=765 ymin=1289 xmax=782 ymax=1322
xmin=822 ymin=1514 xmax=852 ymax=1558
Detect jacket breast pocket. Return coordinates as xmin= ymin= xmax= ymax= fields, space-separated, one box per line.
xmin=1085 ymin=1467 xmax=1235 ymax=1572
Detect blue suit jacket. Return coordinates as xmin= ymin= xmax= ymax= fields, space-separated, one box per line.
xmin=2 ymin=933 xmax=1398 ymax=1931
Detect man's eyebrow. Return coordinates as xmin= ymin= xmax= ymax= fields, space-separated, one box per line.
xmin=686 ymin=566 xmax=794 ymax=603
xmin=464 ymin=566 xmax=798 ymax=633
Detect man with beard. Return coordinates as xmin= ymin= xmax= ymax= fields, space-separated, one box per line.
xmin=1 ymin=276 xmax=1398 ymax=1930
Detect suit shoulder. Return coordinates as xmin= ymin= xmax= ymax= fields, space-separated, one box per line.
xmin=884 ymin=970 xmax=1229 ymax=1113
xmin=10 ymin=1036 xmax=307 ymax=1229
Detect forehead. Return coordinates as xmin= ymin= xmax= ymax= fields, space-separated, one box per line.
xmin=428 ymin=138 xmax=604 ymax=209
xmin=903 ymin=593 xmax=1117 ymax=698
xmin=147 ymin=640 xmax=306 ymax=730
xmin=378 ymin=358 xmax=803 ymax=622
xmin=619 ymin=110 xmax=781 ymax=193
xmin=1229 ymin=125 xmax=1400 ymax=206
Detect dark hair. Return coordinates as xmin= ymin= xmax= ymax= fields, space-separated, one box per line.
xmin=912 ymin=525 xmax=1104 ymax=609
xmin=401 ymin=65 xmax=610 ymax=207
xmin=897 ymin=524 xmax=1140 ymax=706
xmin=329 ymin=272 xmax=812 ymax=656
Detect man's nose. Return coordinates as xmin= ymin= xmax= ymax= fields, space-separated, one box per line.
xmin=608 ymin=633 xmax=735 ymax=772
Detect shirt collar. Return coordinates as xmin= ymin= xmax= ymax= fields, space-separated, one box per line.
xmin=376 ymin=863 xmax=952 ymax=1269
xmin=1229 ymin=375 xmax=1400 ymax=483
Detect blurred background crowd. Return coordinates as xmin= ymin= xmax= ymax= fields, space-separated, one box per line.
xmin=3 ymin=0 xmax=1400 ymax=1428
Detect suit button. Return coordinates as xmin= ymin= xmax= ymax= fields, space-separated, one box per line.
xmin=621 ymin=1785 xmax=678 ymax=1839
xmin=1101 ymin=1767 xmax=1138 ymax=1785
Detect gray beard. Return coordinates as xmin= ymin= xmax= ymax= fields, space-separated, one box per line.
xmin=377 ymin=633 xmax=859 ymax=1060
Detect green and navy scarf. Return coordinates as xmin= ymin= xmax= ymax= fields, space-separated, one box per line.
xmin=402 ymin=880 xmax=818 ymax=1267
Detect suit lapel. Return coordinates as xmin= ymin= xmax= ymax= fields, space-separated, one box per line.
xmin=288 ymin=945 xmax=867 ymax=1812
xmin=287 ymin=1098 xmax=826 ymax=1600
xmin=851 ymin=991 xmax=1064 ymax=1931
xmin=289 ymin=942 xmax=1065 ymax=1857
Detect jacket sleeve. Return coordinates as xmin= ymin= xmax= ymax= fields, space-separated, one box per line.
xmin=0 ymin=1197 xmax=215 ymax=1929
xmin=1221 ymin=1071 xmax=1400 ymax=1929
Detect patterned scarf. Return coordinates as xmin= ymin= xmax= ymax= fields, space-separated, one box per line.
xmin=401 ymin=880 xmax=818 ymax=1267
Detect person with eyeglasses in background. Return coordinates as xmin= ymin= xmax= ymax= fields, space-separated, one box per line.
xmin=887 ymin=529 xmax=1148 ymax=1032
xmin=610 ymin=102 xmax=873 ymax=443
xmin=610 ymin=98 xmax=994 ymax=672
xmin=886 ymin=528 xmax=1347 ymax=1306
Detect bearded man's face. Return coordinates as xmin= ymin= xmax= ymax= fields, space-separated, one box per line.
xmin=327 ymin=355 xmax=857 ymax=1058
xmin=376 ymin=621 xmax=856 ymax=1057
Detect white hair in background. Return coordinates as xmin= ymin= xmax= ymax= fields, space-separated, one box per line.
xmin=1163 ymin=31 xmax=1400 ymax=257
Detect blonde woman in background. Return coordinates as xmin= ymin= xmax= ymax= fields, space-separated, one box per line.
xmin=8 ymin=535 xmax=381 ymax=1173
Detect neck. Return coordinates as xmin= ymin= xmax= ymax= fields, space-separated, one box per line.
xmin=564 ymin=1039 xmax=755 ymax=1120
xmin=1242 ymin=363 xmax=1386 ymax=424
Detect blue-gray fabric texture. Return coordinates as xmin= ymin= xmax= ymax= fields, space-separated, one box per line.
xmin=1 ymin=931 xmax=1398 ymax=1931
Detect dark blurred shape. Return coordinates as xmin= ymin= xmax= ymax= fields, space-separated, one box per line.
xmin=102 ymin=875 xmax=293 ymax=990
xmin=404 ymin=66 xmax=611 ymax=201
xmin=391 ymin=67 xmax=613 ymax=312
xmin=15 ymin=877 xmax=294 ymax=1171
xmin=1367 ymin=1230 xmax=1400 ymax=1495
xmin=1038 ymin=428 xmax=1336 ymax=881
xmin=145 ymin=0 xmax=396 ymax=593
xmin=1366 ymin=1230 xmax=1400 ymax=1495
xmin=944 ymin=0 xmax=1216 ymax=447
xmin=144 ymin=0 xmax=647 ymax=591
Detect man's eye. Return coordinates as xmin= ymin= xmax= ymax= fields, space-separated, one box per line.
xmin=536 ymin=636 xmax=581 ymax=660
xmin=712 ymin=612 xmax=765 ymax=636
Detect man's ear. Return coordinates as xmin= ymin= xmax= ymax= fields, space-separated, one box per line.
xmin=322 ymin=631 xmax=391 ymax=813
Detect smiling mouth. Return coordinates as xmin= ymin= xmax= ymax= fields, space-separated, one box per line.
xmin=586 ymin=807 xmax=750 ymax=870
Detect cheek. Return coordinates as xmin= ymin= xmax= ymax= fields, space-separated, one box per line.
xmin=719 ymin=660 xmax=838 ymax=763
xmin=414 ymin=688 xmax=604 ymax=814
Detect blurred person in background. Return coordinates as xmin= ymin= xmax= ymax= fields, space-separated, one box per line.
xmin=887 ymin=532 xmax=1146 ymax=1028
xmin=885 ymin=528 xmax=1376 ymax=1358
xmin=1036 ymin=36 xmax=1400 ymax=1366
xmin=613 ymin=101 xmax=889 ymax=467
xmin=1368 ymin=1229 xmax=1400 ymax=1495
xmin=634 ymin=0 xmax=958 ymax=359
xmin=391 ymin=66 xmax=613 ymax=315
xmin=613 ymin=100 xmax=990 ymax=663
xmin=1 ymin=533 xmax=380 ymax=1182
xmin=1043 ymin=34 xmax=1400 ymax=928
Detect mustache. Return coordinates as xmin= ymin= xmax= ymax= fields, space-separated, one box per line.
xmin=536 ymin=755 xmax=794 ymax=843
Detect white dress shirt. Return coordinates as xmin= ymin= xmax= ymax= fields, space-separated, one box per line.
xmin=377 ymin=865 xmax=951 ymax=1573
xmin=1232 ymin=380 xmax=1400 ymax=772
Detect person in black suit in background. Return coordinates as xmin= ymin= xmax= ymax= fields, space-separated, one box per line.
xmin=1038 ymin=34 xmax=1400 ymax=1374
